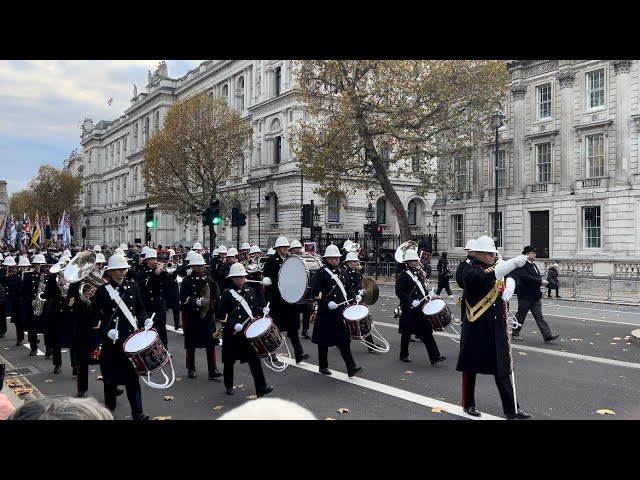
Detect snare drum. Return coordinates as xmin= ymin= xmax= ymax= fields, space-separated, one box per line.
xmin=343 ymin=304 xmax=372 ymax=339
xmin=278 ymin=254 xmax=323 ymax=304
xmin=123 ymin=329 xmax=169 ymax=376
xmin=421 ymin=298 xmax=453 ymax=332
xmin=244 ymin=316 xmax=285 ymax=358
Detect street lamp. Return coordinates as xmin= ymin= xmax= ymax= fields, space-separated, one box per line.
xmin=365 ymin=202 xmax=375 ymax=251
xmin=432 ymin=210 xmax=440 ymax=256
xmin=312 ymin=205 xmax=320 ymax=245
xmin=118 ymin=227 xmax=121 ymax=243
xmin=492 ymin=111 xmax=505 ymax=247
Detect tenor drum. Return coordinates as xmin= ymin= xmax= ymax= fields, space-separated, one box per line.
xmin=278 ymin=254 xmax=323 ymax=304
xmin=343 ymin=304 xmax=372 ymax=339
xmin=245 ymin=316 xmax=285 ymax=359
xmin=421 ymin=298 xmax=453 ymax=332
xmin=123 ymin=329 xmax=169 ymax=376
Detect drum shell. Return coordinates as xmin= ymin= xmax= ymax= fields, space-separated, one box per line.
xmin=244 ymin=316 xmax=285 ymax=359
xmin=123 ymin=329 xmax=169 ymax=375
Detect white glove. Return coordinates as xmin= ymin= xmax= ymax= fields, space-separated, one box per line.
xmin=144 ymin=318 xmax=154 ymax=330
xmin=263 ymin=307 xmax=270 ymax=316
xmin=262 ymin=277 xmax=272 ymax=286
xmin=411 ymin=300 xmax=421 ymax=308
xmin=328 ymin=301 xmax=338 ymax=310
xmin=6 ymin=316 xmax=10 ymax=321
xmin=427 ymin=289 xmax=436 ymax=299
xmin=195 ymin=297 xmax=204 ymax=306
xmin=502 ymin=277 xmax=516 ymax=303
xmin=358 ymin=289 xmax=365 ymax=297
xmin=234 ymin=323 xmax=243 ymax=333
xmin=355 ymin=295 xmax=362 ymax=303
xmin=513 ymin=255 xmax=528 ymax=268
xmin=107 ymin=329 xmax=119 ymax=342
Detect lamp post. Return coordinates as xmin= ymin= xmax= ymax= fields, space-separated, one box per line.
xmin=118 ymin=227 xmax=121 ymax=244
xmin=432 ymin=210 xmax=439 ymax=256
xmin=365 ymin=202 xmax=374 ymax=250
xmin=492 ymin=111 xmax=505 ymax=247
xmin=427 ymin=222 xmax=432 ymax=252
xmin=313 ymin=205 xmax=320 ymax=247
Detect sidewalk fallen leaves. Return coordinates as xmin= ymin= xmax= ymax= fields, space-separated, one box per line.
xmin=153 ymin=416 xmax=172 ymax=420
xmin=212 ymin=406 xmax=224 ymax=410
xmin=337 ymin=407 xmax=350 ymax=414
xmin=163 ymin=395 xmax=174 ymax=401
xmin=431 ymin=406 xmax=447 ymax=413
xmin=595 ymin=409 xmax=615 ymax=415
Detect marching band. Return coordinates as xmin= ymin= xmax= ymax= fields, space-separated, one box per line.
xmin=0 ymin=230 xmax=534 ymax=421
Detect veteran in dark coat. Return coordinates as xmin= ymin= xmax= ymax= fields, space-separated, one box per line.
xmin=311 ymin=244 xmax=361 ymax=377
xmin=456 ymin=235 xmax=531 ymax=420
xmin=90 ymin=254 xmax=150 ymax=420
xmin=218 ymin=262 xmax=273 ymax=398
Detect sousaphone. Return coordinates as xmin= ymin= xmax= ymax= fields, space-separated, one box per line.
xmin=395 ymin=240 xmax=419 ymax=263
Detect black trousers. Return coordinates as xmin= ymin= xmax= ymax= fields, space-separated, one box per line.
xmin=318 ymin=343 xmax=356 ymax=371
xmin=0 ymin=315 xmax=6 ymax=336
xmin=400 ymin=331 xmax=440 ymax=362
xmin=172 ymin=308 xmax=181 ymax=328
xmin=462 ymin=371 xmax=519 ymax=415
xmin=151 ymin=310 xmax=168 ymax=347
xmin=223 ymin=356 xmax=267 ymax=391
xmin=28 ymin=329 xmax=38 ymax=352
xmin=53 ymin=346 xmax=77 ymax=369
xmin=288 ymin=329 xmax=304 ymax=359
xmin=514 ymin=298 xmax=552 ymax=339
xmin=15 ymin=324 xmax=24 ymax=342
xmin=77 ymin=359 xmax=89 ymax=393
xmin=547 ymin=288 xmax=560 ymax=297
xmin=105 ymin=379 xmax=143 ymax=417
xmin=186 ymin=346 xmax=217 ymax=373
xmin=436 ymin=276 xmax=452 ymax=296
xmin=300 ymin=303 xmax=312 ymax=332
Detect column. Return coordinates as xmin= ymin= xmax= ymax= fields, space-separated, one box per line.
xmin=556 ymin=70 xmax=575 ymax=188
xmin=612 ymin=60 xmax=633 ymax=184
xmin=510 ymin=84 xmax=527 ymax=192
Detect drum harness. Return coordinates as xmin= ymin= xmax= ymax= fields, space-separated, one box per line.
xmin=404 ymin=269 xmax=461 ymax=344
xmin=105 ymin=285 xmax=173 ymax=389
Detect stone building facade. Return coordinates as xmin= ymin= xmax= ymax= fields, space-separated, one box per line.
xmin=78 ymin=60 xmax=433 ymax=249
xmin=436 ymin=60 xmax=640 ymax=275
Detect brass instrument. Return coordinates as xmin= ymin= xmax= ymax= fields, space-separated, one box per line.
xmin=395 ymin=240 xmax=419 ymax=263
xmin=344 ymin=240 xmax=368 ymax=260
xmin=34 ymin=275 xmax=47 ymax=317
xmin=245 ymin=254 xmax=265 ymax=274
xmin=361 ymin=276 xmax=380 ymax=305
xmin=166 ymin=261 xmax=177 ymax=274
xmin=64 ymin=251 xmax=105 ymax=305
xmin=50 ymin=262 xmax=69 ymax=297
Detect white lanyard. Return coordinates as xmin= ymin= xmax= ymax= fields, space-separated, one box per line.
xmin=105 ymin=284 xmax=138 ymax=330
xmin=324 ymin=267 xmax=348 ymax=302
xmin=230 ymin=289 xmax=254 ymax=322
xmin=406 ymin=270 xmax=426 ymax=298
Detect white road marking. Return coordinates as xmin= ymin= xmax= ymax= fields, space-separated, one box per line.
xmin=372 ymin=321 xmax=640 ymax=370
xmin=278 ymin=357 xmax=503 ymax=420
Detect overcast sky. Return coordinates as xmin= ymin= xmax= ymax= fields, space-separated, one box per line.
xmin=0 ymin=60 xmax=204 ymax=196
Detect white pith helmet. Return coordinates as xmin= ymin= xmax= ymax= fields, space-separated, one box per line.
xmin=189 ymin=254 xmax=206 ymax=266
xmin=289 ymin=240 xmax=302 ymax=249
xmin=464 ymin=239 xmax=478 ymax=251
xmin=93 ymin=245 xmax=102 ymax=253
xmin=192 ymin=242 xmax=203 ymax=251
xmin=249 ymin=245 xmax=262 ymax=254
xmin=145 ymin=248 xmax=158 ymax=259
xmin=18 ymin=256 xmax=31 ymax=267
xmin=240 ymin=242 xmax=251 ymax=251
xmin=323 ymin=244 xmax=341 ymax=258
xmin=106 ymin=254 xmax=130 ymax=271
xmin=474 ymin=235 xmax=499 ymax=254
xmin=274 ymin=236 xmax=290 ymax=248
xmin=226 ymin=247 xmax=238 ymax=258
xmin=217 ymin=245 xmax=228 ymax=254
xmin=227 ymin=262 xmax=248 ymax=277
xmin=32 ymin=254 xmax=47 ymax=264
xmin=344 ymin=252 xmax=359 ymax=262
xmin=403 ymin=249 xmax=420 ymax=262
xmin=95 ymin=253 xmax=106 ymax=264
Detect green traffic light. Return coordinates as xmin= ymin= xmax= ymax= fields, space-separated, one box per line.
xmin=146 ymin=220 xmax=155 ymax=228
xmin=212 ymin=217 xmax=222 ymax=225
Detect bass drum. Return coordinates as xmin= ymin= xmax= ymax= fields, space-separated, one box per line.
xmin=278 ymin=254 xmax=323 ymax=304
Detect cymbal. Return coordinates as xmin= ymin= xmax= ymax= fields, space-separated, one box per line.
xmin=362 ymin=276 xmax=379 ymax=305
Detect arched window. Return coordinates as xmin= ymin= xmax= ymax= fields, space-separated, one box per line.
xmin=274 ymin=136 xmax=281 ymax=164
xmin=222 ymin=84 xmax=229 ymax=105
xmin=154 ymin=111 xmax=160 ymax=131
xmin=272 ymin=194 xmax=279 ymax=223
xmin=143 ymin=117 xmax=149 ymax=144
xmin=376 ymin=198 xmax=386 ymax=224
xmin=408 ymin=199 xmax=417 ymax=225
xmin=327 ymin=195 xmax=340 ymax=223
xmin=237 ymin=76 xmax=245 ymax=112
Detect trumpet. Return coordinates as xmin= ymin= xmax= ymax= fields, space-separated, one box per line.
xmin=165 ymin=261 xmax=177 ymax=274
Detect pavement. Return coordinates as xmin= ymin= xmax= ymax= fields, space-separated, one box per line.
xmin=1 ymin=353 xmax=43 ymax=415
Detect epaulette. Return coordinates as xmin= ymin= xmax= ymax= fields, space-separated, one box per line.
xmin=484 ymin=266 xmax=495 ymax=274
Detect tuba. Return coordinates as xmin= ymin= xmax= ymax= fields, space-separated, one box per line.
xmin=64 ymin=251 xmax=106 ymax=305
xmin=395 ymin=240 xmax=419 ymax=263
xmin=245 ymin=254 xmax=264 ymax=274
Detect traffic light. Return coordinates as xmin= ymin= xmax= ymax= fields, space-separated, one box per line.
xmin=238 ymin=212 xmax=246 ymax=227
xmin=211 ymin=198 xmax=221 ymax=225
xmin=145 ymin=206 xmax=155 ymax=229
xmin=302 ymin=204 xmax=313 ymax=228
xmin=231 ymin=207 xmax=239 ymax=227
xmin=370 ymin=221 xmax=377 ymax=237
xmin=375 ymin=224 xmax=383 ymax=239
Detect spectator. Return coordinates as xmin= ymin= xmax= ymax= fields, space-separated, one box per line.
xmin=436 ymin=251 xmax=453 ymax=297
xmin=5 ymin=396 xmax=114 ymax=420
xmin=218 ymin=398 xmax=316 ymax=420
xmin=547 ymin=263 xmax=561 ymax=298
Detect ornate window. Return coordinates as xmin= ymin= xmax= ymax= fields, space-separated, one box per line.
xmin=536 ymin=143 xmax=552 ymax=183
xmin=274 ymin=67 xmax=281 ymax=96
xmin=327 ymin=195 xmax=340 ymax=223
xmin=587 ymin=69 xmax=605 ymax=109
xmin=452 ymin=214 xmax=464 ymax=248
xmin=586 ymin=134 xmax=605 ymax=178
xmin=408 ymin=200 xmax=417 ymax=225
xmin=489 ymin=212 xmax=503 ymax=248
xmin=536 ymin=83 xmax=552 ymax=120
xmin=584 ymin=206 xmax=601 ymax=248
xmin=237 ymin=76 xmax=245 ymax=112
xmin=274 ymin=136 xmax=282 ymax=164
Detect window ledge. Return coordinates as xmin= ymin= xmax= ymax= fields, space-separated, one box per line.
xmin=326 ymin=223 xmax=343 ymax=229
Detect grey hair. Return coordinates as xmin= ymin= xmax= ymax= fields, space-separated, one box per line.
xmin=8 ymin=396 xmax=114 ymax=420
xmin=218 ymin=398 xmax=316 ymax=420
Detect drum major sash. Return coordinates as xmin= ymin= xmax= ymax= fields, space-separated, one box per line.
xmin=323 ymin=267 xmax=348 ymax=303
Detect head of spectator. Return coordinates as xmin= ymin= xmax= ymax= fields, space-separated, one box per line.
xmin=217 ymin=398 xmax=316 ymax=420
xmin=7 ymin=396 xmax=114 ymax=420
